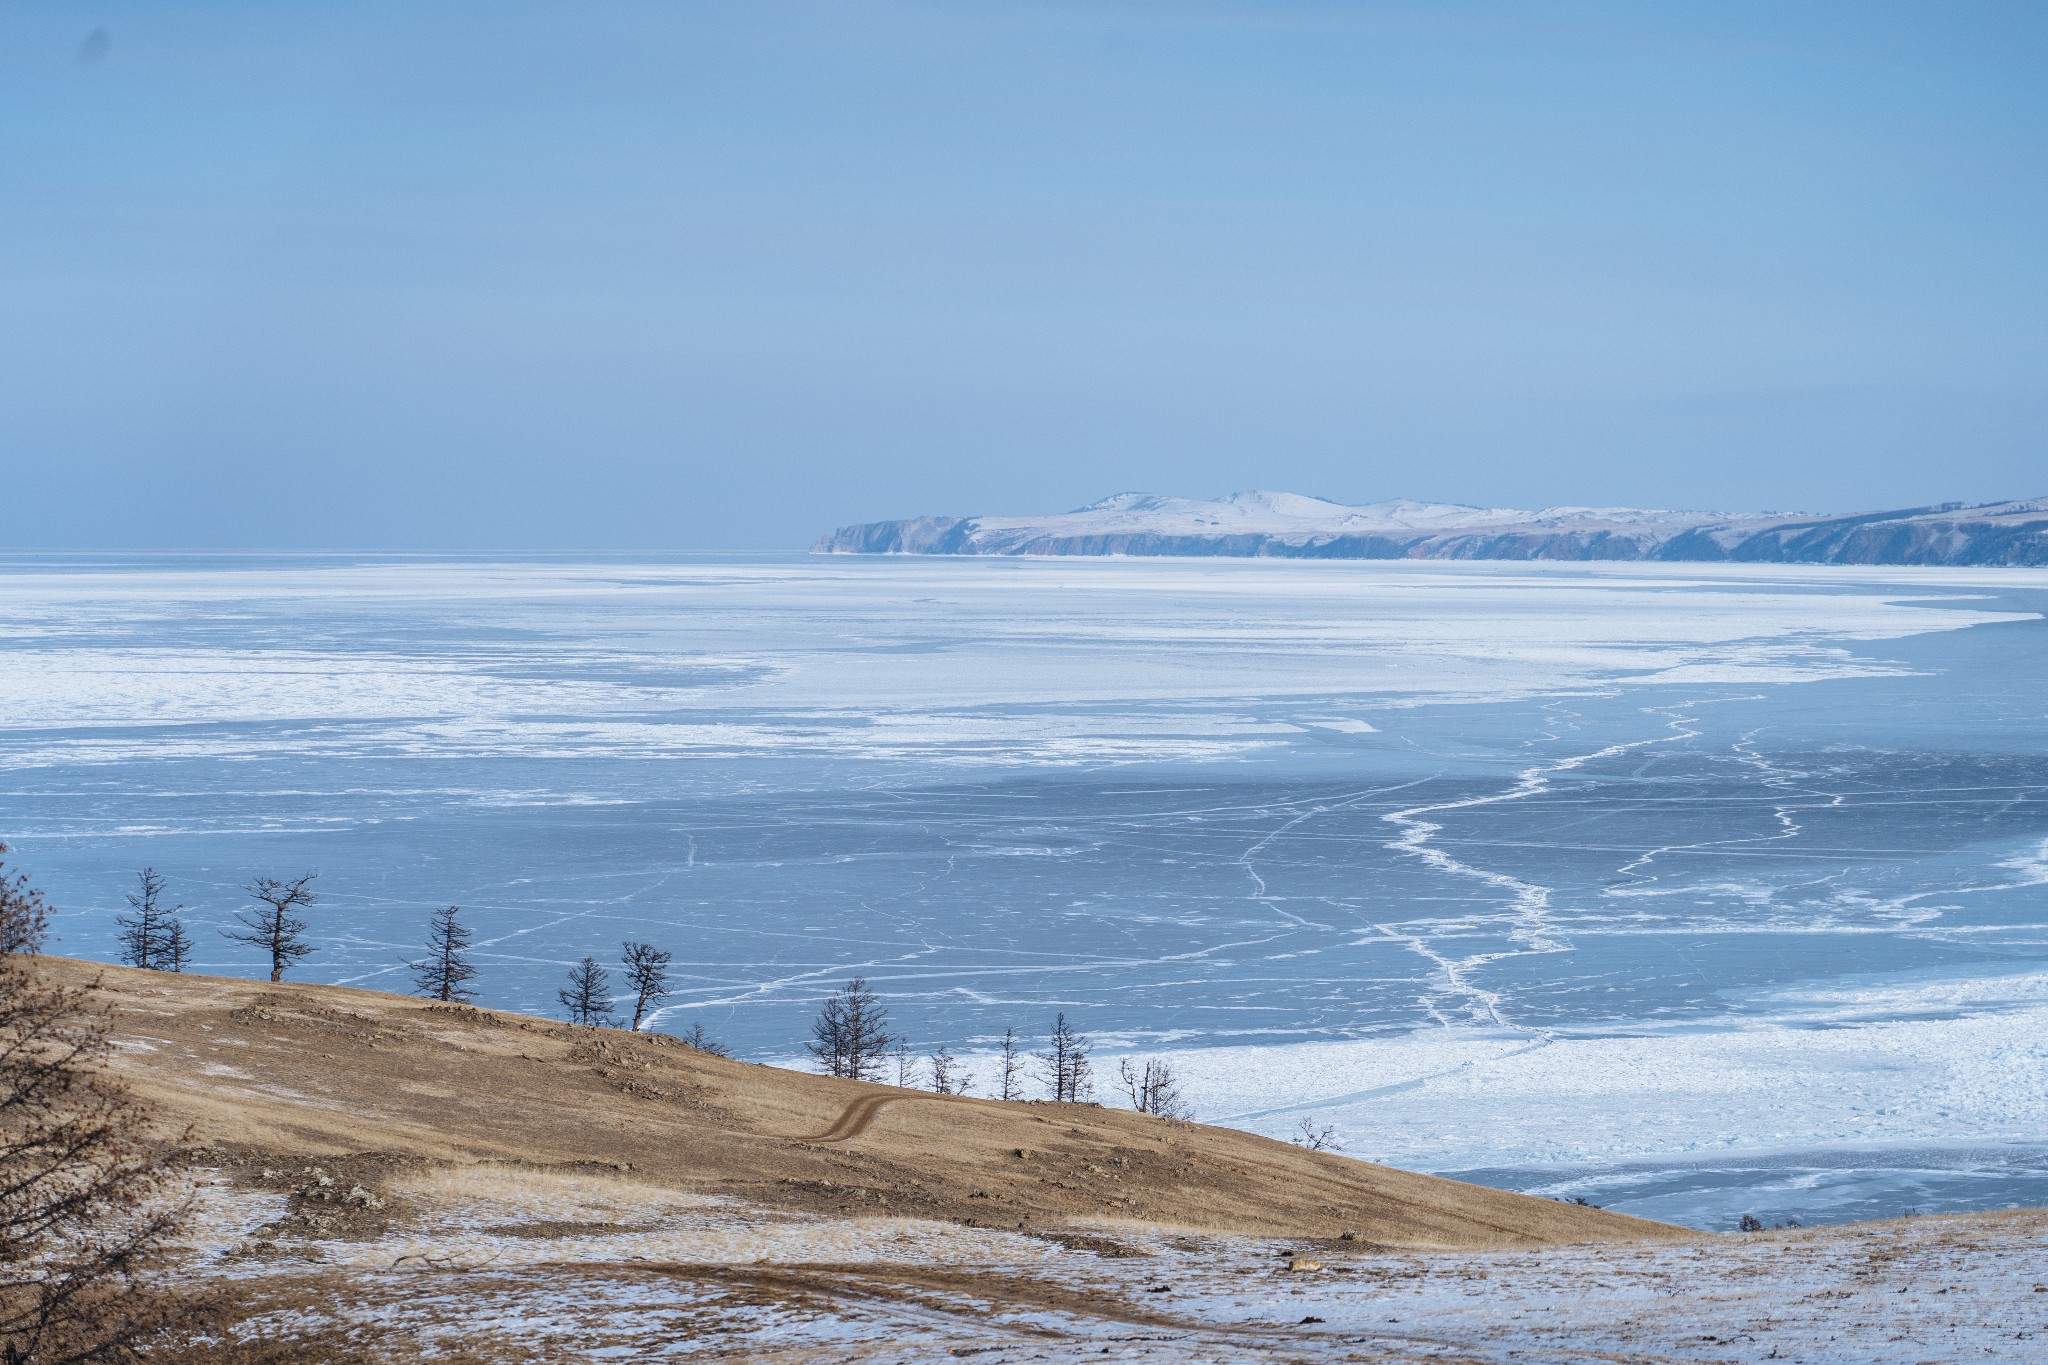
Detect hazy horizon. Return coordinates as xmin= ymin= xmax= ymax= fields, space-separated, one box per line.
xmin=6 ymin=1 xmax=2046 ymax=550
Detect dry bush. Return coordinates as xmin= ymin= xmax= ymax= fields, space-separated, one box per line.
xmin=0 ymin=847 xmax=50 ymax=958
xmin=1116 ymin=1057 xmax=1190 ymax=1119
xmin=1 ymin=956 xmax=193 ymax=1362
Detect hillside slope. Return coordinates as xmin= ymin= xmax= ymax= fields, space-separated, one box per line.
xmin=51 ymin=955 xmax=1676 ymax=1250
xmin=46 ymin=956 xmax=2048 ymax=1360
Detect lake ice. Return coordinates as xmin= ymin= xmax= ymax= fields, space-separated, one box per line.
xmin=3 ymin=553 xmax=2045 ymax=1230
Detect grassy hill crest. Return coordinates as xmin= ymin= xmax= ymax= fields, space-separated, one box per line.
xmin=52 ymin=954 xmax=1679 ymax=1250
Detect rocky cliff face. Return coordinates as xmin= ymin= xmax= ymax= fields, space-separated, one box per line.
xmin=814 ymin=493 xmax=2048 ymax=566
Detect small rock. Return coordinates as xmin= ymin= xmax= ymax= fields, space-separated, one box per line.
xmin=1338 ymin=1230 xmax=1361 ymax=1242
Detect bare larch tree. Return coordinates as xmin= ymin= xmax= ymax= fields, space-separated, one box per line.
xmin=2 ymin=868 xmax=190 ymax=1361
xmin=558 ymin=957 xmax=616 ymax=1026
xmin=409 ymin=905 xmax=479 ymax=1003
xmin=679 ymin=1020 xmax=730 ymax=1057
xmin=0 ymin=844 xmax=50 ymax=957
xmin=996 ymin=1027 xmax=1025 ymax=1101
xmin=223 ymin=873 xmax=318 ymax=982
xmin=929 ymin=1045 xmax=971 ymax=1096
xmin=1117 ymin=1056 xmax=1191 ymax=1119
xmin=805 ymin=976 xmax=892 ymax=1080
xmin=891 ymin=1038 xmax=918 ymax=1089
xmin=1039 ymin=1013 xmax=1093 ymax=1103
xmin=619 ymin=941 xmax=673 ymax=1031
xmin=155 ymin=917 xmax=193 ymax=975
xmin=115 ymin=868 xmax=189 ymax=973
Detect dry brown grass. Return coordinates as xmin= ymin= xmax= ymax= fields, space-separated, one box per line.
xmin=40 ymin=955 xmax=1684 ymax=1253
xmin=30 ymin=955 xmax=2048 ymax=1360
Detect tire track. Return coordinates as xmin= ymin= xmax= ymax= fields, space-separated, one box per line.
xmin=792 ymin=1092 xmax=909 ymax=1143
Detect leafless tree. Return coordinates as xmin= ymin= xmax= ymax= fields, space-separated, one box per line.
xmin=805 ymin=977 xmax=893 ymax=1080
xmin=558 ymin=957 xmax=616 ymax=1027
xmin=1117 ymin=1057 xmax=1191 ymax=1119
xmin=929 ymin=1045 xmax=971 ymax=1096
xmin=1 ymin=953 xmax=192 ymax=1361
xmin=997 ymin=1027 xmax=1024 ymax=1101
xmin=223 ymin=874 xmax=318 ymax=982
xmin=0 ymin=845 xmax=50 ymax=957
xmin=891 ymin=1037 xmax=918 ymax=1089
xmin=679 ymin=1020 xmax=729 ymax=1057
xmin=115 ymin=869 xmax=188 ymax=973
xmin=1039 ymin=1013 xmax=1093 ymax=1103
xmin=1291 ymin=1116 xmax=1342 ymax=1152
xmin=155 ymin=919 xmax=192 ymax=975
xmin=619 ymin=941 xmax=673 ymax=1031
xmin=410 ymin=905 xmax=479 ymax=1003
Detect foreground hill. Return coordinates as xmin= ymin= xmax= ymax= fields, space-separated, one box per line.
xmin=57 ymin=955 xmax=1667 ymax=1249
xmin=42 ymin=956 xmax=2048 ymax=1360
xmin=815 ymin=489 xmax=2048 ymax=565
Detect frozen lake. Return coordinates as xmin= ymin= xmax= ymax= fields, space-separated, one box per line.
xmin=4 ymin=553 xmax=2045 ymax=1230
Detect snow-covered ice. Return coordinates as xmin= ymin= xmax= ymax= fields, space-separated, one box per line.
xmin=4 ymin=553 xmax=2046 ymax=1228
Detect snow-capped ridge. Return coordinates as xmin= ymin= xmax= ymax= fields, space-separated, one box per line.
xmin=815 ymin=491 xmax=2048 ymax=566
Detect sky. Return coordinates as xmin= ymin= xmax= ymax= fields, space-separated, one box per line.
xmin=3 ymin=1 xmax=2045 ymax=550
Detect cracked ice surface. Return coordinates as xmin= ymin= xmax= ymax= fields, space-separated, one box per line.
xmin=5 ymin=554 xmax=2048 ymax=1227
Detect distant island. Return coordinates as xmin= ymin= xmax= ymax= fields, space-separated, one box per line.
xmin=815 ymin=490 xmax=2048 ymax=566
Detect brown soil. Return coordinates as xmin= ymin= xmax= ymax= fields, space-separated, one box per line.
xmin=46 ymin=955 xmax=1688 ymax=1249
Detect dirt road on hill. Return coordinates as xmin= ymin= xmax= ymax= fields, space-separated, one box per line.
xmin=795 ymin=1092 xmax=908 ymax=1143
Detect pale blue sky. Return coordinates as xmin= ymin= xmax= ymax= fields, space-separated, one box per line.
xmin=4 ymin=1 xmax=2045 ymax=548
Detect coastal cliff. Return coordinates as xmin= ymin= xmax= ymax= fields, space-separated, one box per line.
xmin=815 ymin=491 xmax=2048 ymax=566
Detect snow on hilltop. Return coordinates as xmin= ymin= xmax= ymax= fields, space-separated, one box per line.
xmin=814 ymin=490 xmax=2048 ymax=566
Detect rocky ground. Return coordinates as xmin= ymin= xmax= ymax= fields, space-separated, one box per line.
xmin=171 ymin=1170 xmax=2048 ymax=1362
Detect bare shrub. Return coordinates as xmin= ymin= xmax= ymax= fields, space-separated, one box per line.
xmin=1116 ymin=1057 xmax=1190 ymax=1119
xmin=0 ymin=847 xmax=50 ymax=957
xmin=1290 ymin=1117 xmax=1341 ymax=1152
xmin=678 ymin=1020 xmax=729 ymax=1057
xmin=1 ymin=955 xmax=192 ymax=1361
